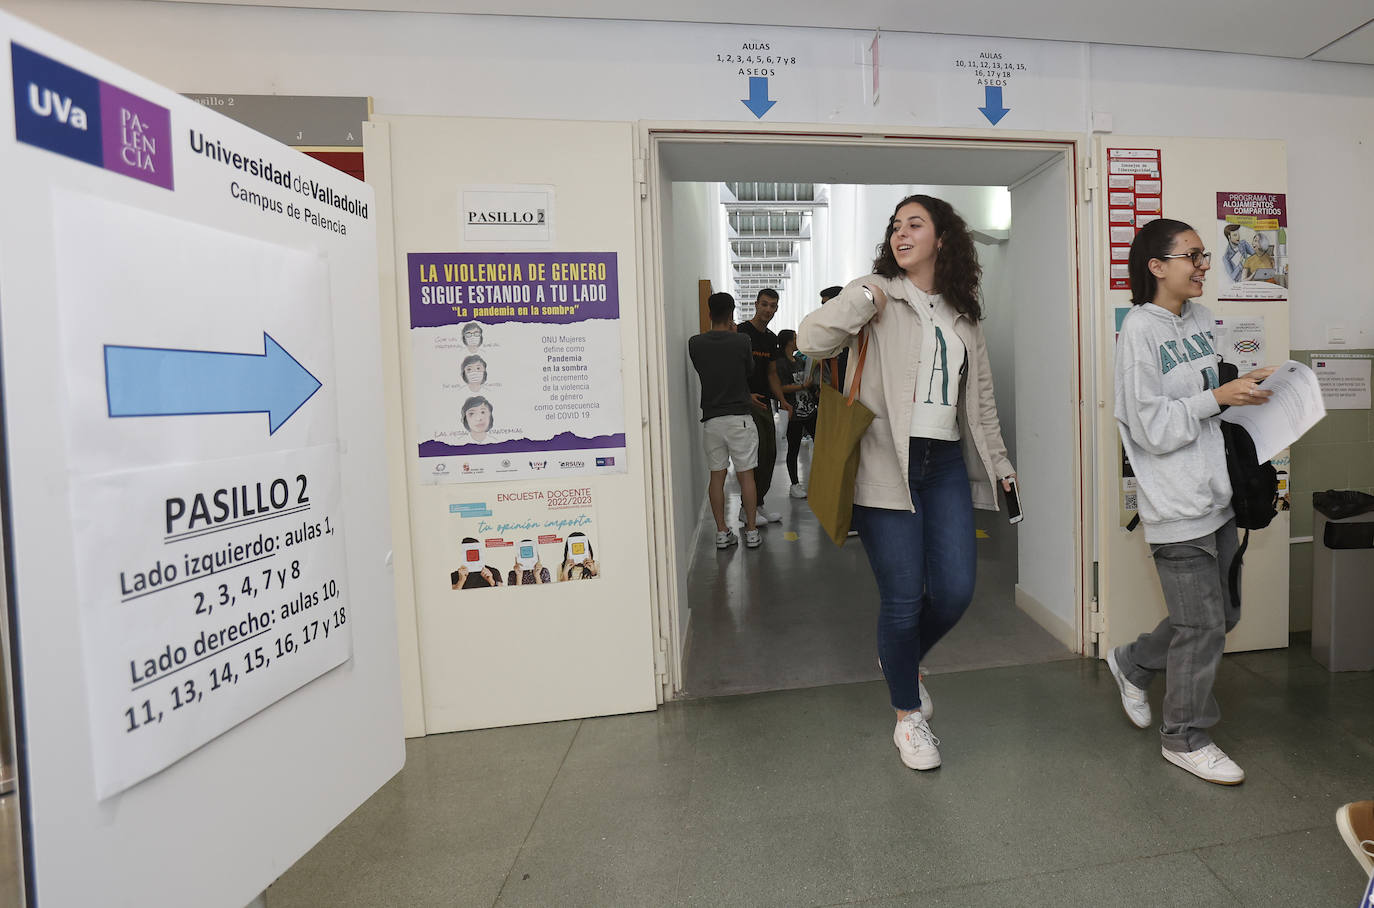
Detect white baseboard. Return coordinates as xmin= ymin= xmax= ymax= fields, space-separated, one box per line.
xmin=1014 ymin=584 xmax=1078 ymax=651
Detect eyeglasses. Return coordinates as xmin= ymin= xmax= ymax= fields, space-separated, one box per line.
xmin=1157 ymin=251 xmax=1212 ymax=267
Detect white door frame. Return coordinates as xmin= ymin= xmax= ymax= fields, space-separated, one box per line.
xmin=633 ymin=123 xmax=1096 ymax=701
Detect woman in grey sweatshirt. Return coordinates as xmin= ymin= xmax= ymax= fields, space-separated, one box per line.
xmin=1107 ymin=218 xmax=1274 ymax=786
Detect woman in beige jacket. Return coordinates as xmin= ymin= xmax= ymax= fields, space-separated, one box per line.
xmin=798 ymin=195 xmax=1015 ymax=772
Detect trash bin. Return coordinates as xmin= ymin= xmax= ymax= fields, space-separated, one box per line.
xmin=1311 ymin=490 xmax=1374 ymax=672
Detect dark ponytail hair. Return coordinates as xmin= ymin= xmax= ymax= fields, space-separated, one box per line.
xmin=871 ymin=194 xmax=982 ymax=320
xmin=1128 ymin=218 xmax=1194 ymax=306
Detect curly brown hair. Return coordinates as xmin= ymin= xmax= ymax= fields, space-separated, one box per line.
xmin=871 ymin=194 xmax=983 ymax=320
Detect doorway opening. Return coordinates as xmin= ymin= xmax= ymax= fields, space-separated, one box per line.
xmin=644 ymin=130 xmax=1089 ymax=700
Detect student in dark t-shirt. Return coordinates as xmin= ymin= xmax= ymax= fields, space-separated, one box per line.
xmin=736 ymin=288 xmax=791 ymax=523
xmin=689 ymin=292 xmax=762 ymax=549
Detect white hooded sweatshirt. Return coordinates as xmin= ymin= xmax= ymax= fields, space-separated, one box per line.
xmin=1114 ymin=301 xmax=1233 ymax=544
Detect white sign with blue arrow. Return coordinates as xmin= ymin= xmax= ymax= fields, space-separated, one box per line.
xmin=52 ymin=190 xmax=354 ymax=797
xmin=714 ymin=42 xmax=797 ymax=120
xmin=953 ymin=50 xmax=1028 ymax=126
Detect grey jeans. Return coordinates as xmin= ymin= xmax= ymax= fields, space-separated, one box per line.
xmin=1117 ymin=518 xmax=1240 ymax=753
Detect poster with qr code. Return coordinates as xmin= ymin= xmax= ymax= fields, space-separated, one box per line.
xmin=1120 ymin=442 xmax=1138 ymax=528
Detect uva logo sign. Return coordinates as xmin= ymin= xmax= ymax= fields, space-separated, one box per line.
xmin=11 ymin=42 xmax=174 ymax=189
xmin=27 ymin=83 xmax=89 ymax=129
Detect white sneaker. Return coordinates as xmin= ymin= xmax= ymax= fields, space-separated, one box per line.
xmin=744 ymin=528 xmax=761 ymax=548
xmin=1335 ymin=801 xmax=1374 ymax=876
xmin=741 ymin=509 xmax=768 ymax=526
xmin=715 ymin=529 xmax=737 ymax=549
xmin=789 ymin=483 xmax=807 ymax=499
xmin=1162 ymin=743 xmax=1245 ymax=785
xmin=893 ymin=712 xmax=941 ymax=771
xmin=1107 ymin=647 xmax=1151 ymax=729
xmin=918 ymin=670 xmax=934 ymax=721
xmin=762 ymin=509 xmax=783 ymax=523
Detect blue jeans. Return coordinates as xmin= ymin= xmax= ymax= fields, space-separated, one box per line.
xmin=852 ymin=438 xmax=977 ymax=711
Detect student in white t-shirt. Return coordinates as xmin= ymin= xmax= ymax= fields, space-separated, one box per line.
xmin=798 ymin=195 xmax=1016 ymax=773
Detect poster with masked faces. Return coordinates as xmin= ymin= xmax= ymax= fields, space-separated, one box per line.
xmin=1216 ymin=192 xmax=1288 ymax=301
xmin=443 ymin=484 xmax=601 ymax=592
xmin=408 ymin=252 xmax=628 ymax=483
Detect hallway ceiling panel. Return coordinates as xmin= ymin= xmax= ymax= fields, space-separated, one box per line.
xmin=664 ymin=142 xmax=1061 ymax=188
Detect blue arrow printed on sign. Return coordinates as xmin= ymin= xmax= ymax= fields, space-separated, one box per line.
xmin=978 ymin=85 xmax=1010 ymax=125
xmin=104 ymin=333 xmax=322 ymax=435
xmin=741 ymin=77 xmax=777 ymax=119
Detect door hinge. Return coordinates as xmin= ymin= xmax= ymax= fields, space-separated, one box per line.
xmin=1082 ymin=154 xmax=1094 ymax=204
xmin=1088 ymin=560 xmax=1103 ymax=639
xmin=634 ymin=150 xmax=649 ymax=200
xmin=653 ymin=635 xmax=668 ymax=679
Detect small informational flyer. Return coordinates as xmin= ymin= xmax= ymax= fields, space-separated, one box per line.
xmin=444 ymin=484 xmax=602 ymax=591
xmin=1119 ymin=442 xmax=1138 ymax=529
xmin=1216 ymin=192 xmax=1288 ymax=301
xmin=409 ymin=252 xmax=627 ymax=483
xmin=1106 ymin=148 xmax=1163 ymax=290
xmin=1213 ymin=315 xmax=1266 ymax=371
xmin=1310 ymin=354 xmax=1372 ymax=410
xmin=1270 ymin=448 xmax=1291 ymax=512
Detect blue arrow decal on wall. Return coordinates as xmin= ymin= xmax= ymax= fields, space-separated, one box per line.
xmin=978 ymin=85 xmax=1010 ymax=125
xmin=741 ymin=77 xmax=777 ymax=119
xmin=104 ymin=333 xmax=321 ymax=435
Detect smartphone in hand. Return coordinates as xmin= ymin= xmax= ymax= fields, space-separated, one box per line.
xmin=1001 ymin=477 xmax=1023 ymax=525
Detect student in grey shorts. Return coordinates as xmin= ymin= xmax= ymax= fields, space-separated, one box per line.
xmin=688 ymin=292 xmax=762 ymax=550
xmin=1109 ymin=217 xmax=1275 ymax=785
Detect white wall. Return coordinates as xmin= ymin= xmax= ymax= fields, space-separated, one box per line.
xmin=663 ymin=181 xmax=729 ymax=645
xmin=13 ymin=1 xmax=1371 ymax=353
xmin=1005 ymin=161 xmax=1077 ymax=631
xmin=977 ymin=239 xmax=1015 ymax=467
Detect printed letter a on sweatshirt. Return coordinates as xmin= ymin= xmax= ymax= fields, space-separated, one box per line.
xmin=1159 ymin=343 xmax=1179 ymax=374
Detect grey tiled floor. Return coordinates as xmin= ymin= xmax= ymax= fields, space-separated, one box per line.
xmin=265 ymin=644 xmax=1374 ymax=908
xmin=682 ymin=451 xmax=1075 ymax=699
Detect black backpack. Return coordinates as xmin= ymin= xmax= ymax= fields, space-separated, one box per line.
xmin=1216 ymin=363 xmax=1278 ymax=608
xmin=1217 ymin=362 xmax=1279 ymax=533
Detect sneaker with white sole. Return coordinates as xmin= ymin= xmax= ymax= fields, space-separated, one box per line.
xmin=918 ymin=670 xmax=934 ymax=722
xmin=789 ymin=483 xmax=807 ymax=499
xmin=1162 ymin=743 xmax=1244 ymax=785
xmin=740 ymin=509 xmax=767 ymax=526
xmin=762 ymin=509 xmax=783 ymax=523
xmin=715 ymin=529 xmax=737 ymax=549
xmin=1336 ymin=801 xmax=1374 ymax=876
xmin=893 ymin=712 xmax=941 ymax=770
xmin=1107 ymin=647 xmax=1151 ymax=729
xmin=744 ymin=528 xmax=761 ymax=548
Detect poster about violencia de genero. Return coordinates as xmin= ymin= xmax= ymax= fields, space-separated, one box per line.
xmin=408 ymin=252 xmax=627 ymax=483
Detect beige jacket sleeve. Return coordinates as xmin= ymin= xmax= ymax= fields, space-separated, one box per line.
xmin=796 ymin=277 xmax=880 ymax=358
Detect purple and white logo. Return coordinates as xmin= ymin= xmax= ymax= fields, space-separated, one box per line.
xmin=11 ymin=42 xmax=173 ymax=190
xmin=99 ymin=82 xmax=173 ymax=189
